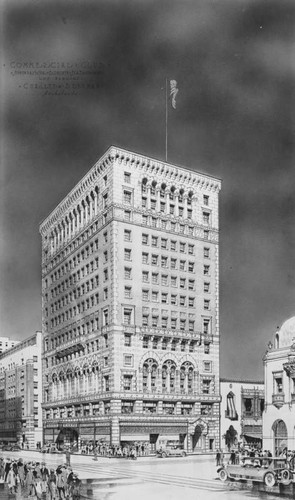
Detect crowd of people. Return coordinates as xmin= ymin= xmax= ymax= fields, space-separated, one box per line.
xmin=80 ymin=441 xmax=150 ymax=457
xmin=0 ymin=457 xmax=81 ymax=499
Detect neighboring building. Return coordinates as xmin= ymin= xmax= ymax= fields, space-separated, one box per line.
xmin=220 ymin=378 xmax=264 ymax=450
xmin=40 ymin=146 xmax=221 ymax=453
xmin=0 ymin=337 xmax=20 ymax=354
xmin=0 ymin=332 xmax=43 ymax=448
xmin=263 ymin=317 xmax=295 ymax=454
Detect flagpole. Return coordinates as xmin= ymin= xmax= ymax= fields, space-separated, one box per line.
xmin=165 ymin=78 xmax=168 ymax=162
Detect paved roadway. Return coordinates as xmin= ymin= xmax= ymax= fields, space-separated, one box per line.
xmin=0 ymin=450 xmax=285 ymax=500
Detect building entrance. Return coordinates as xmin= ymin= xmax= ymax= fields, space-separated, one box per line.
xmin=56 ymin=428 xmax=78 ymax=451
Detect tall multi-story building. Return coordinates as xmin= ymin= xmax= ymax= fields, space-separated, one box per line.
xmin=40 ymin=146 xmax=221 ymax=452
xmin=220 ymin=378 xmax=264 ymax=450
xmin=0 ymin=332 xmax=42 ymax=448
xmin=0 ymin=337 xmax=20 ymax=354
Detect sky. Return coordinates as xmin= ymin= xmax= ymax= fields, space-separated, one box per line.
xmin=1 ymin=0 xmax=295 ymax=380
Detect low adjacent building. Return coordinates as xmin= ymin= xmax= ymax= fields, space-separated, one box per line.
xmin=263 ymin=317 xmax=295 ymax=454
xmin=0 ymin=332 xmax=43 ymax=448
xmin=220 ymin=378 xmax=264 ymax=450
xmin=0 ymin=337 xmax=20 ymax=354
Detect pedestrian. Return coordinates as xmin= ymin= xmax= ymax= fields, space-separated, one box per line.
xmin=48 ymin=469 xmax=57 ymax=500
xmin=71 ymin=473 xmax=81 ymax=500
xmin=40 ymin=461 xmax=49 ymax=495
xmin=7 ymin=465 xmax=17 ymax=494
xmin=65 ymin=448 xmax=71 ymax=467
xmin=216 ymin=449 xmax=221 ymax=466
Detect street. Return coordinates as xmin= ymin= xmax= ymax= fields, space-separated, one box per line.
xmin=0 ymin=450 xmax=287 ymax=500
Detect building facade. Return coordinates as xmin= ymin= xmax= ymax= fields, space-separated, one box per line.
xmin=0 ymin=332 xmax=43 ymax=448
xmin=40 ymin=146 xmax=221 ymax=452
xmin=0 ymin=337 xmax=20 ymax=354
xmin=263 ymin=317 xmax=295 ymax=454
xmin=220 ymin=379 xmax=264 ymax=450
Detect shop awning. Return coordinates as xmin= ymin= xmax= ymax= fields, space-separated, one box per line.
xmin=243 ymin=433 xmax=262 ymax=440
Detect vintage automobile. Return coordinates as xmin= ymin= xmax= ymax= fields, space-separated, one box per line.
xmin=217 ymin=457 xmax=288 ymax=487
xmin=157 ymin=444 xmax=187 ymax=458
xmin=278 ymin=456 xmax=295 ymax=485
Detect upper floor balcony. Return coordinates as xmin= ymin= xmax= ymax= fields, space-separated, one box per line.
xmin=272 ymin=393 xmax=285 ymax=409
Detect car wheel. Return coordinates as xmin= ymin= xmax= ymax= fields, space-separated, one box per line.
xmin=264 ymin=472 xmax=276 ymax=487
xmin=181 ymin=451 xmax=187 ymax=457
xmin=161 ymin=452 xmax=167 ymax=458
xmin=219 ymin=469 xmax=228 ymax=482
xmin=280 ymin=469 xmax=291 ymax=485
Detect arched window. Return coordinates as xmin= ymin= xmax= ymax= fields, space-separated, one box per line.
xmin=273 ymin=420 xmax=288 ymax=455
xmin=161 ymin=360 xmax=176 ymax=392
xmin=143 ymin=359 xmax=158 ymax=392
xmin=180 ymin=362 xmax=194 ymax=393
xmin=275 ymin=333 xmax=280 ymax=349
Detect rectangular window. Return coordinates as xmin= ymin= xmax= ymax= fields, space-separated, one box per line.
xmin=204 ymin=247 xmax=210 ymax=258
xmin=124 ymin=355 xmax=133 ymax=367
xmin=151 ymin=199 xmax=156 ymax=210
xmin=171 ymin=295 xmax=177 ymax=305
xmin=161 ymin=318 xmax=168 ymax=329
xmin=124 ymin=286 xmax=132 ymax=298
xmin=143 ymin=336 xmax=149 ymax=348
xmin=204 ymin=299 xmax=210 ymax=310
xmin=188 ymin=279 xmax=195 ymax=290
xmin=104 ymin=269 xmax=108 ymax=281
xmin=204 ymin=361 xmax=211 ymax=372
xmin=142 ymin=234 xmax=149 ymax=245
xmin=203 ymin=318 xmax=211 ymax=334
xmin=152 ymin=291 xmax=158 ymax=302
xmin=204 ymin=282 xmax=210 ymax=293
xmin=161 ymin=293 xmax=168 ymax=304
xmin=203 ymin=195 xmax=209 ymax=206
xmin=178 ymin=207 xmax=184 ymax=217
xmin=152 ymin=317 xmax=158 ymax=328
xmin=180 ymin=319 xmax=186 ymax=331
xmin=170 ymin=240 xmax=177 ymax=251
xmin=203 ymin=211 xmax=210 ymax=224
xmin=151 ymin=236 xmax=158 ymax=247
xmin=142 ymin=252 xmax=148 ymax=264
xmin=180 ymin=278 xmax=186 ymax=289
xmin=188 ymin=244 xmax=194 ymax=255
xmin=124 ymin=333 xmax=131 ymax=347
xmin=142 ymin=315 xmax=149 ymax=327
xmin=124 ymin=172 xmax=131 ymax=183
xmin=142 ymin=215 xmax=148 ymax=225
xmin=170 ymin=205 xmax=175 ymax=215
xmin=171 ymin=318 xmax=177 ymax=330
xmin=171 ymin=258 xmax=177 ymax=269
xmin=152 ymin=272 xmax=159 ymax=284
xmin=204 ymin=265 xmax=210 ymax=275
xmin=124 ymin=230 xmax=131 ymax=241
xmin=124 ymin=249 xmax=131 ymax=261
xmin=124 ymin=210 xmax=131 ymax=221
xmin=161 ymin=220 xmax=167 ymax=230
xmin=142 ymin=197 xmax=147 ymax=208
xmin=103 ymin=193 xmax=108 ymax=208
xmin=142 ymin=271 xmax=149 ymax=283
xmin=161 ymin=274 xmax=168 ymax=286
xmin=202 ymin=379 xmax=211 ymax=394
xmin=142 ymin=289 xmax=149 ymax=301
xmin=103 ymin=288 xmax=108 ymax=300
xmin=189 ymin=320 xmax=194 ymax=332
xmin=123 ymin=308 xmax=132 ymax=325
xmin=104 ymin=376 xmax=109 ymax=392
xmin=161 ymin=238 xmax=167 ymax=249
xmin=179 ymin=295 xmax=186 ymax=306
xmin=204 ymin=229 xmax=209 ymax=240
xmin=124 ymin=267 xmax=132 ymax=279
xmin=171 ymin=276 xmax=177 ymax=287
xmin=123 ymin=375 xmax=132 ymax=391
xmin=187 ymin=209 xmax=192 ymax=219
xmin=151 ymin=217 xmax=157 ymax=227
xmin=161 ymin=256 xmax=168 ymax=268
xmin=123 ymin=190 xmax=132 ymax=204
xmin=151 ymin=254 xmax=158 ymax=265
xmin=179 ymin=260 xmax=186 ymax=271
xmin=274 ymin=374 xmax=283 ymax=394
xmin=160 ymin=202 xmax=165 ymax=212
xmin=189 ymin=297 xmax=195 ymax=307
xmin=180 ymin=243 xmax=186 ymax=253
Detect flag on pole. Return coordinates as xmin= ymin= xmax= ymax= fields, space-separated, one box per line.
xmin=170 ymin=80 xmax=179 ymax=109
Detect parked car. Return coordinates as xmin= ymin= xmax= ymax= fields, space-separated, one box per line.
xmin=1 ymin=444 xmax=22 ymax=452
xmin=40 ymin=445 xmax=61 ymax=454
xmin=157 ymin=445 xmax=187 ymax=458
xmin=218 ymin=457 xmax=288 ymax=487
xmin=278 ymin=456 xmax=295 ymax=485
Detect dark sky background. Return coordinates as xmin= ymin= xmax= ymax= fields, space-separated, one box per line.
xmin=1 ymin=0 xmax=295 ymax=380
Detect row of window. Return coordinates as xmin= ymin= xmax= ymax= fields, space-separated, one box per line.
xmin=141 ymin=215 xmax=211 ymax=237
xmin=141 ymin=234 xmax=201 ymax=255
xmin=49 ymin=275 xmax=101 ymax=312
xmin=142 ymin=182 xmax=210 ymax=208
xmin=140 ymin=252 xmax=202 ymax=273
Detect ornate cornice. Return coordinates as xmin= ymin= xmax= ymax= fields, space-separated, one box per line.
xmin=40 ymin=145 xmax=221 ymax=236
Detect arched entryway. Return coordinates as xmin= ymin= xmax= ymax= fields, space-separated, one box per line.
xmin=188 ymin=419 xmax=208 ymax=452
xmin=272 ymin=420 xmax=287 ymax=455
xmin=56 ymin=428 xmax=78 ymax=451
